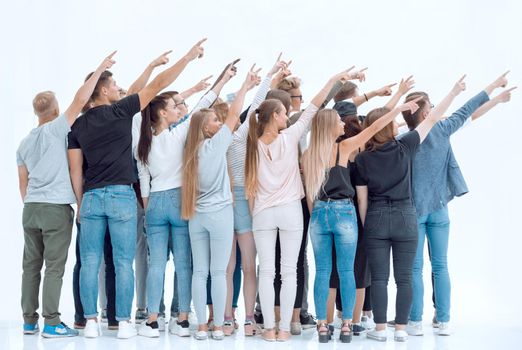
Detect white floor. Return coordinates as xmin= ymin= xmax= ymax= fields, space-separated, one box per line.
xmin=2 ymin=320 xmax=521 ymax=350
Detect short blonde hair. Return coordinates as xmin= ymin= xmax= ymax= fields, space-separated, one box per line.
xmin=32 ymin=91 xmax=57 ymax=118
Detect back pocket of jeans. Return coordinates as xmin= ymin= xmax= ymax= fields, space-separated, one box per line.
xmin=363 ymin=211 xmax=382 ymax=235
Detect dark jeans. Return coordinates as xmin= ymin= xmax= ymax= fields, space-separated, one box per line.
xmin=364 ymin=200 xmax=418 ymax=325
xmin=73 ymin=222 xmax=116 ymax=324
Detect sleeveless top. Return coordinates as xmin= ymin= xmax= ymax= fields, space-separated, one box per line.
xmin=319 ymin=144 xmax=355 ymax=201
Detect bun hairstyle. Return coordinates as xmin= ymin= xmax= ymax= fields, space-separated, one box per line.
xmin=276 ymin=76 xmax=301 ymax=92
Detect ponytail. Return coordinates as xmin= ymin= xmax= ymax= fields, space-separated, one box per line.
xmin=137 ymin=94 xmax=171 ymax=165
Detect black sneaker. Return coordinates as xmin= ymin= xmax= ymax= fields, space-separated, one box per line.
xmin=254 ymin=312 xmax=264 ymax=328
xmin=352 ymin=323 xmax=367 ymax=335
xmin=299 ymin=313 xmax=316 ymax=329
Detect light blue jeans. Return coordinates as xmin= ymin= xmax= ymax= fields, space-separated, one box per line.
xmin=310 ymin=199 xmax=358 ymax=320
xmin=145 ymin=188 xmax=192 ymax=314
xmin=189 ymin=205 xmax=234 ymax=327
xmin=79 ymin=185 xmax=137 ymax=321
xmin=410 ymin=205 xmax=451 ymax=322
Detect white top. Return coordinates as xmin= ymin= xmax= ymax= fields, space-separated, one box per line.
xmin=227 ymin=76 xmax=272 ymax=187
xmin=133 ymin=91 xmax=217 ymax=198
xmin=252 ymin=104 xmax=319 ymax=216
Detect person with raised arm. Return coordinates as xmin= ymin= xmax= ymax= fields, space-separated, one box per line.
xmin=355 ymin=75 xmax=468 ymax=343
xmin=67 ymin=38 xmax=206 ymax=339
xmin=245 ymin=67 xmax=361 ymax=342
xmin=134 ymin=64 xmax=237 ymax=338
xmin=224 ymin=53 xmax=289 ymax=336
xmin=403 ymin=72 xmax=513 ymax=337
xmin=17 ymin=52 xmax=115 ymax=338
xmin=303 ymin=96 xmax=420 ymax=343
xmin=181 ymin=67 xmax=259 ymax=341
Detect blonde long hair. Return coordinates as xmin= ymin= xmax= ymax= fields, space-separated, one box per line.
xmin=181 ymin=108 xmax=215 ymax=219
xmin=302 ymin=109 xmax=340 ymax=202
xmin=245 ymin=99 xmax=284 ymax=199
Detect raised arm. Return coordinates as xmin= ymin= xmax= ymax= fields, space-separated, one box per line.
xmin=180 ymin=75 xmax=213 ymax=99
xmin=138 ymin=38 xmax=206 ymax=110
xmin=415 ymin=75 xmax=467 ymax=142
xmin=63 ymin=51 xmax=116 ymax=125
xmin=353 ymin=82 xmax=396 ymax=107
xmin=224 ymin=65 xmax=260 ymax=132
xmin=472 ymin=86 xmax=516 ymax=121
xmin=68 ymin=149 xmax=84 ymax=223
xmin=341 ymin=98 xmax=421 ymax=153
xmin=385 ymin=76 xmax=415 ymax=110
xmin=127 ymin=51 xmax=172 ymax=95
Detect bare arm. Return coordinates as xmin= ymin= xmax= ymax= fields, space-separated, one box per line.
xmin=127 ymin=51 xmax=172 ymax=95
xmin=472 ymin=87 xmax=517 ymax=121
xmin=356 ymin=186 xmax=368 ymax=225
xmin=18 ymin=165 xmax=28 ymax=202
xmin=68 ymin=149 xmax=84 ymax=222
xmin=385 ymin=76 xmax=415 ymax=110
xmin=63 ymin=51 xmax=117 ymax=125
xmin=224 ymin=66 xmax=260 ymax=132
xmin=138 ymin=38 xmax=206 ymax=110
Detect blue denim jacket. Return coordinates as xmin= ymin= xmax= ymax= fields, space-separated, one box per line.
xmin=410 ymin=91 xmax=489 ymax=216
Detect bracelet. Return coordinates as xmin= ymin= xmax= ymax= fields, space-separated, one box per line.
xmin=364 ymin=93 xmax=368 ymax=102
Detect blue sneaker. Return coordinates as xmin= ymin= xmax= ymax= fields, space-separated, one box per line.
xmin=42 ymin=322 xmax=79 ymax=338
xmin=23 ymin=323 xmax=39 ymax=335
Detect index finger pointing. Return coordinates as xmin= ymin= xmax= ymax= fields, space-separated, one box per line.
xmin=502 ymin=70 xmax=510 ymax=77
xmin=506 ymin=86 xmax=518 ymax=92
xmin=107 ymin=50 xmax=117 ymax=59
xmin=163 ymin=50 xmax=173 ymax=56
xmin=458 ymin=74 xmax=467 ymax=82
xmin=387 ymin=83 xmax=397 ymax=88
xmin=196 ymin=38 xmax=207 ymax=46
xmin=359 ymin=67 xmax=368 ymax=72
xmin=202 ymin=75 xmax=213 ymax=82
xmin=276 ymin=52 xmax=282 ymax=62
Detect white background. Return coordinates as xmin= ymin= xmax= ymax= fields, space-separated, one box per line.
xmin=1 ymin=0 xmax=521 ymax=336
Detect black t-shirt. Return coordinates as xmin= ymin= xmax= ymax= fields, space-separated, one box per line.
xmin=68 ymin=94 xmax=141 ymax=192
xmin=355 ymin=130 xmax=420 ymax=201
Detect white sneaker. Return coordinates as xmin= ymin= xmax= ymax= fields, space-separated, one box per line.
xmin=117 ymin=321 xmax=137 ymax=339
xmin=189 ymin=312 xmax=198 ymax=329
xmin=170 ymin=319 xmax=191 ymax=337
xmin=168 ymin=317 xmax=178 ymax=334
xmin=157 ymin=317 xmax=165 ymax=332
xmin=84 ymin=319 xmax=101 ymax=338
xmin=406 ymin=321 xmax=424 ymax=336
xmin=138 ymin=322 xmax=159 ymax=338
xmin=438 ymin=322 xmax=451 ymax=336
xmin=367 ymin=329 xmax=387 ymax=342
xmin=394 ymin=330 xmax=408 ymax=342
xmin=212 ymin=329 xmax=225 ymax=340
xmin=361 ymin=315 xmax=376 ymax=330
xmin=194 ymin=330 xmax=208 ymax=340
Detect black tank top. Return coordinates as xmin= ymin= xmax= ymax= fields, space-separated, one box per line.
xmin=319 ymin=144 xmax=355 ymax=201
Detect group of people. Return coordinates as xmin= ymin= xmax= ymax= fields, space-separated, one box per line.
xmin=17 ymin=38 xmax=515 ymax=343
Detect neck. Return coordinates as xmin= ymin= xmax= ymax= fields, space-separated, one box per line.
xmin=92 ymin=97 xmax=112 ymax=107
xmin=154 ymin=119 xmax=170 ymax=135
xmin=262 ymin=123 xmax=279 ymax=137
xmin=38 ymin=115 xmax=56 ymax=126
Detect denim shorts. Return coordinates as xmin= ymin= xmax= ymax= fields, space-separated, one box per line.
xmin=233 ymin=186 xmax=252 ymax=234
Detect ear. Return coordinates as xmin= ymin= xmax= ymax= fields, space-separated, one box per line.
xmin=101 ymin=85 xmax=109 ymax=96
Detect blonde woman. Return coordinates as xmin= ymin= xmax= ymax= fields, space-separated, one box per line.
xmin=245 ymin=67 xmax=363 ymax=342
xmin=181 ymin=68 xmax=259 ymax=340
xmin=302 ymin=98 xmax=420 ymax=343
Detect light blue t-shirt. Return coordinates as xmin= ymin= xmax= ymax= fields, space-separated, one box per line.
xmin=16 ymin=114 xmax=76 ymax=204
xmin=196 ymin=126 xmax=233 ymax=212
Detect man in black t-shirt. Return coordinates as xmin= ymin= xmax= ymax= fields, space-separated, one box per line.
xmin=67 ymin=39 xmax=207 ymax=339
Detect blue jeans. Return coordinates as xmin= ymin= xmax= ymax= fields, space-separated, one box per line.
xmin=79 ymin=185 xmax=137 ymax=321
xmin=146 ymin=188 xmax=192 ymax=314
xmin=410 ymin=205 xmax=451 ymax=322
xmin=189 ymin=205 xmax=234 ymax=327
xmin=310 ymin=199 xmax=358 ymax=320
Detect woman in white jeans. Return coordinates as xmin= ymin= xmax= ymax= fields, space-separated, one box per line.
xmin=181 ymin=68 xmax=258 ymax=340
xmin=244 ymin=67 xmax=363 ymax=342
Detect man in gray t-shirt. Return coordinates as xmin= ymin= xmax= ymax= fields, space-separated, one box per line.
xmin=16 ymin=53 xmax=115 ymax=338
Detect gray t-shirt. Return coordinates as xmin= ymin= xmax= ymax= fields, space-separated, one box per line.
xmin=196 ymin=126 xmax=233 ymax=212
xmin=16 ymin=114 xmax=76 ymax=204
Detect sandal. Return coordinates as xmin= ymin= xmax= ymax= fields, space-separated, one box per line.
xmin=244 ymin=319 xmax=257 ymax=336
xmin=340 ymin=322 xmax=352 ymax=343
xmin=262 ymin=328 xmax=276 ymax=342
xmin=317 ymin=322 xmax=331 ymax=343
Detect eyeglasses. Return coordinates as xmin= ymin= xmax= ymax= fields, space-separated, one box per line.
xmin=290 ymin=95 xmax=303 ymax=102
xmin=175 ymin=100 xmax=187 ymax=107
xmin=430 ymin=103 xmax=434 ymax=108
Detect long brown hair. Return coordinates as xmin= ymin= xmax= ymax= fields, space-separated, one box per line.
xmin=181 ymin=108 xmax=216 ymax=219
xmin=363 ymin=107 xmax=394 ymax=151
xmin=302 ymin=109 xmax=339 ymax=201
xmin=245 ymin=99 xmax=284 ymax=199
xmin=137 ymin=93 xmax=172 ymax=165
